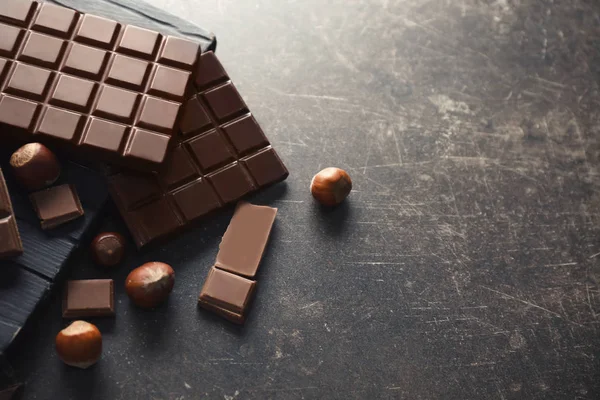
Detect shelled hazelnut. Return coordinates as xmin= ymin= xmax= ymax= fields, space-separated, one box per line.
xmin=125 ymin=262 xmax=175 ymax=308
xmin=310 ymin=167 xmax=352 ymax=206
xmin=55 ymin=321 xmax=102 ymax=369
xmin=10 ymin=143 xmax=60 ymax=191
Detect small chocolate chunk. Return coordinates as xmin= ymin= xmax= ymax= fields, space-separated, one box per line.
xmin=62 ymin=279 xmax=114 ymax=318
xmin=0 ymin=168 xmax=23 ymax=259
xmin=29 ymin=184 xmax=83 ymax=229
xmin=198 ymin=267 xmax=256 ymax=324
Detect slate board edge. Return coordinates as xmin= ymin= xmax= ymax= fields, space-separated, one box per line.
xmin=0 ymin=0 xmax=218 ymax=385
xmin=51 ymin=0 xmax=218 ymax=52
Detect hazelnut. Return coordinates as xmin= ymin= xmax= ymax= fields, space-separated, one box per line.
xmin=10 ymin=143 xmax=61 ymax=191
xmin=125 ymin=262 xmax=175 ymax=308
xmin=310 ymin=167 xmax=352 ymax=206
xmin=55 ymin=320 xmax=102 ymax=369
xmin=91 ymin=232 xmax=126 ymax=267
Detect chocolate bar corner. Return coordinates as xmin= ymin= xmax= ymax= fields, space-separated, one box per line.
xmin=0 ymin=0 xmax=202 ymax=172
xmin=109 ymin=51 xmax=288 ymax=248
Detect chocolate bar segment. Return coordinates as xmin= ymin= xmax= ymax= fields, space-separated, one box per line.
xmin=198 ymin=267 xmax=256 ymax=324
xmin=0 ymin=169 xmax=23 ymax=259
xmin=215 ymin=202 xmax=277 ymax=278
xmin=199 ymin=267 xmax=256 ymax=314
xmin=0 ymin=1 xmax=200 ymax=172
xmin=109 ymin=51 xmax=288 ymax=248
xmin=62 ymin=279 xmax=114 ymax=318
xmin=29 ymin=184 xmax=83 ymax=229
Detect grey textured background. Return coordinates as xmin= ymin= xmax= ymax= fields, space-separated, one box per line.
xmin=9 ymin=0 xmax=600 ymax=399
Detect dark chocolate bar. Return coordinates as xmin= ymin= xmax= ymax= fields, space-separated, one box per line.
xmin=29 ymin=184 xmax=83 ymax=229
xmin=62 ymin=279 xmax=115 ymax=318
xmin=198 ymin=202 xmax=277 ymax=324
xmin=0 ymin=0 xmax=200 ymax=172
xmin=0 ymin=169 xmax=23 ymax=259
xmin=109 ymin=51 xmax=288 ymax=248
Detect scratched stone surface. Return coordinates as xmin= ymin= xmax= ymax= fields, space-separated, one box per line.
xmin=7 ymin=0 xmax=600 ymax=399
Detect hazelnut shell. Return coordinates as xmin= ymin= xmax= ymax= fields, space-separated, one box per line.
xmin=10 ymin=143 xmax=61 ymax=191
xmin=310 ymin=167 xmax=352 ymax=206
xmin=55 ymin=320 xmax=102 ymax=369
xmin=125 ymin=262 xmax=175 ymax=308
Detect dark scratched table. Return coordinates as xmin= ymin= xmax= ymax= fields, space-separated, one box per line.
xmin=8 ymin=0 xmax=600 ymax=399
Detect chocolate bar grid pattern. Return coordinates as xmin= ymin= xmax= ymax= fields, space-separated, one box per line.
xmin=0 ymin=0 xmax=197 ymax=169
xmin=109 ymin=52 xmax=288 ymax=248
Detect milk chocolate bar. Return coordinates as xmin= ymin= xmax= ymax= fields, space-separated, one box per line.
xmin=109 ymin=51 xmax=288 ymax=248
xmin=198 ymin=202 xmax=277 ymax=324
xmin=0 ymin=169 xmax=22 ymax=259
xmin=0 ymin=0 xmax=200 ymax=171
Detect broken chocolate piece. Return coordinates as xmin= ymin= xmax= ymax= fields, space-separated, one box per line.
xmin=0 ymin=168 xmax=22 ymax=258
xmin=215 ymin=202 xmax=277 ymax=278
xmin=198 ymin=202 xmax=277 ymax=324
xmin=29 ymin=184 xmax=83 ymax=229
xmin=62 ymin=279 xmax=114 ymax=318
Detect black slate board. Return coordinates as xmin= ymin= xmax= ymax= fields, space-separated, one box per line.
xmin=0 ymin=145 xmax=108 ymax=358
xmin=50 ymin=0 xmax=216 ymax=53
xmin=0 ymin=0 xmax=217 ymax=388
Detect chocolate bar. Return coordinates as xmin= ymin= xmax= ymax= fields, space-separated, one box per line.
xmin=109 ymin=51 xmax=288 ymax=248
xmin=215 ymin=202 xmax=277 ymax=278
xmin=29 ymin=184 xmax=83 ymax=229
xmin=62 ymin=279 xmax=114 ymax=318
xmin=198 ymin=202 xmax=277 ymax=324
xmin=0 ymin=169 xmax=23 ymax=259
xmin=0 ymin=0 xmax=200 ymax=171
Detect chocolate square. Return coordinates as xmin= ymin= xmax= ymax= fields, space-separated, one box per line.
xmin=124 ymin=129 xmax=170 ymax=164
xmin=18 ymin=31 xmax=66 ymax=68
xmin=75 ymin=14 xmax=120 ymax=49
xmin=137 ymin=96 xmax=180 ymax=133
xmin=50 ymin=74 xmax=97 ymax=111
xmin=81 ymin=118 xmax=128 ymax=152
xmin=29 ymin=184 xmax=84 ymax=230
xmin=62 ymin=279 xmax=115 ymax=318
xmin=199 ymin=267 xmax=256 ymax=314
xmin=32 ymin=2 xmax=78 ymax=37
xmin=62 ymin=43 xmax=108 ymax=80
xmin=36 ymin=106 xmax=83 ymax=141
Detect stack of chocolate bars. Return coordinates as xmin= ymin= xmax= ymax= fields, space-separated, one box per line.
xmin=0 ymin=0 xmax=288 ymax=385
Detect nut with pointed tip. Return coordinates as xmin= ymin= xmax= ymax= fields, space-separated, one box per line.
xmin=125 ymin=262 xmax=175 ymax=308
xmin=55 ymin=320 xmax=102 ymax=369
xmin=10 ymin=143 xmax=61 ymax=191
xmin=310 ymin=167 xmax=352 ymax=206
